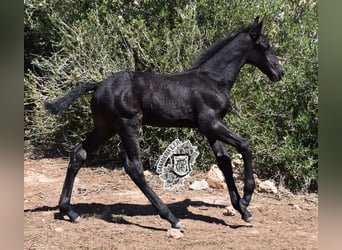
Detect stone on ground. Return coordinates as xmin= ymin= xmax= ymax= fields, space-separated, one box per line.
xmin=189 ymin=179 xmax=209 ymax=190
xmin=167 ymin=228 xmax=184 ymax=239
xmin=258 ymin=180 xmax=278 ymax=194
xmin=207 ymin=165 xmax=225 ymax=189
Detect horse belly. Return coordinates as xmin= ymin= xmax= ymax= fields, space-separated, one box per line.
xmin=141 ymin=102 xmax=196 ymax=128
xmin=142 ymin=116 xmax=196 ymax=128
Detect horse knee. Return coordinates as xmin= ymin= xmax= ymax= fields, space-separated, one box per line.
xmin=71 ymin=145 xmax=87 ymax=164
xmin=238 ymin=139 xmax=252 ymax=156
xmin=124 ymin=158 xmax=143 ymax=178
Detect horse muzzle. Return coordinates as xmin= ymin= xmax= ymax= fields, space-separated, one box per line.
xmin=269 ymin=66 xmax=284 ymax=82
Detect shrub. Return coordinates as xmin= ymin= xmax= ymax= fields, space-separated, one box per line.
xmin=24 ymin=0 xmax=317 ymax=192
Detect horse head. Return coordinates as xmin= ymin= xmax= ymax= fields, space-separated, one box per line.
xmin=246 ymin=17 xmax=284 ymax=82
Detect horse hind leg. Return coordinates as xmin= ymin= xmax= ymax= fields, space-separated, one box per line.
xmin=59 ymin=128 xmax=114 ymax=222
xmin=119 ymin=126 xmax=184 ymax=230
xmin=58 ymin=144 xmax=85 ymax=222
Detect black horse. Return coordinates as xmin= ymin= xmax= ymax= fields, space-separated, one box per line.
xmin=45 ymin=17 xmax=284 ymax=230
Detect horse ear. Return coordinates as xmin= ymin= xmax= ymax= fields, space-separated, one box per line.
xmin=253 ymin=16 xmax=260 ymax=24
xmin=249 ymin=17 xmax=263 ymax=40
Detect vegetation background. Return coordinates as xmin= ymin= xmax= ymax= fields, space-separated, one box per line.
xmin=24 ymin=0 xmax=318 ymax=192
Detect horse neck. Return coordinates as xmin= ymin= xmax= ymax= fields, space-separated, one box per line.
xmin=198 ymin=34 xmax=251 ymax=89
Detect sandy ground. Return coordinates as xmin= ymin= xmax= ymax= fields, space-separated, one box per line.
xmin=24 ymin=156 xmax=318 ymax=249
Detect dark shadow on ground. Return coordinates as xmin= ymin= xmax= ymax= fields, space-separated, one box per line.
xmin=24 ymin=199 xmax=252 ymax=231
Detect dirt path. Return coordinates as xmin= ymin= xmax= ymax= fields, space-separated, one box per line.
xmin=24 ymin=156 xmax=318 ymax=249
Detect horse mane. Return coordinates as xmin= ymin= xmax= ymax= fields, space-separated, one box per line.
xmin=188 ymin=24 xmax=252 ymax=70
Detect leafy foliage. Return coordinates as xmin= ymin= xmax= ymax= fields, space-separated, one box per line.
xmin=24 ymin=0 xmax=318 ymax=191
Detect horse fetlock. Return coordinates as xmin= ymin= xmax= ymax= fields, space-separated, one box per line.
xmin=239 ymin=199 xmax=252 ymax=222
xmin=239 ymin=198 xmax=249 ymax=210
xmin=60 ymin=206 xmax=80 ymax=223
xmin=173 ymin=221 xmax=186 ymax=232
xmin=59 ymin=201 xmax=77 ymax=220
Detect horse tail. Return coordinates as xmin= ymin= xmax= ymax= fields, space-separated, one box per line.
xmin=44 ymin=82 xmax=99 ymax=115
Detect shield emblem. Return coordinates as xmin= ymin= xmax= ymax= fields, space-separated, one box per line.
xmin=172 ymin=154 xmax=191 ymax=177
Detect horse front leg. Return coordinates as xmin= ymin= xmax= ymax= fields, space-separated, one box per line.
xmin=207 ymin=140 xmax=243 ymax=214
xmin=201 ymin=120 xmax=255 ymax=222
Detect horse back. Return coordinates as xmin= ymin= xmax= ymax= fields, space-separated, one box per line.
xmin=91 ymin=71 xmax=230 ymax=128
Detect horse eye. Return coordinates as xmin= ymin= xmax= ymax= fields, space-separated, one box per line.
xmin=256 ymin=41 xmax=266 ymax=50
xmin=260 ymin=42 xmax=269 ymax=51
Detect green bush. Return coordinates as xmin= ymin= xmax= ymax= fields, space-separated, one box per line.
xmin=24 ymin=0 xmax=318 ymax=192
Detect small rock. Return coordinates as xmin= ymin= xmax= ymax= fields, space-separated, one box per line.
xmin=207 ymin=165 xmax=225 ymax=189
xmin=223 ymin=206 xmax=236 ymax=216
xmin=254 ymin=174 xmax=261 ymax=186
xmin=189 ymin=179 xmax=209 ymax=190
xmin=54 ymin=227 xmax=63 ymax=233
xmin=38 ymin=176 xmax=54 ymax=183
xmin=289 ymin=203 xmax=301 ymax=210
xmin=133 ymin=0 xmax=140 ymax=6
xmin=167 ymin=228 xmax=184 ymax=239
xmin=231 ymin=158 xmax=244 ymax=168
xmin=258 ymin=180 xmax=278 ymax=194
xmin=144 ymin=170 xmax=152 ymax=176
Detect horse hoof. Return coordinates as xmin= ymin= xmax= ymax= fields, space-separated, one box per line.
xmin=243 ymin=216 xmax=253 ymax=223
xmin=242 ymin=211 xmax=252 ymax=223
xmin=71 ymin=215 xmax=81 ymax=223
xmin=174 ymin=221 xmax=185 ymax=231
